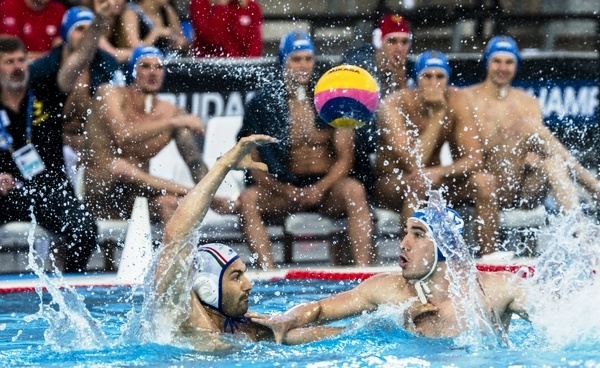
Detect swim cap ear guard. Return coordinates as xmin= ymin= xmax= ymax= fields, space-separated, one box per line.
xmin=192 ymin=275 xmax=219 ymax=307
xmin=410 ymin=206 xmax=464 ymax=262
xmin=482 ymin=35 xmax=520 ymax=70
xmin=372 ymin=14 xmax=412 ymax=49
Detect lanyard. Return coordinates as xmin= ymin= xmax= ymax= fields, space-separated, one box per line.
xmin=0 ymin=91 xmax=34 ymax=152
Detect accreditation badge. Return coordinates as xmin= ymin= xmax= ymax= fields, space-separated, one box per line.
xmin=11 ymin=143 xmax=46 ymax=180
xmin=0 ymin=135 xmax=10 ymax=151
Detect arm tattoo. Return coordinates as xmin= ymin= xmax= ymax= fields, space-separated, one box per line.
xmin=173 ymin=127 xmax=209 ymax=183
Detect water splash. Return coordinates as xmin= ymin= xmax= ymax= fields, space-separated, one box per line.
xmin=131 ymin=230 xmax=202 ymax=348
xmin=22 ymin=208 xmax=109 ymax=352
xmin=423 ymin=190 xmax=507 ymax=350
xmin=393 ymin=108 xmax=503 ymax=348
xmin=525 ymin=209 xmax=600 ymax=348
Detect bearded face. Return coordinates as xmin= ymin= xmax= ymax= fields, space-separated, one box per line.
xmin=0 ymin=50 xmax=29 ymax=92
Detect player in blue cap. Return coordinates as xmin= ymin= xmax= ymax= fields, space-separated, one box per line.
xmin=464 ymin=35 xmax=600 ymax=260
xmin=248 ymin=195 xmax=531 ymax=345
xmin=372 ymin=50 xmax=489 ymax=257
xmin=237 ymin=30 xmax=374 ymax=270
xmin=278 ymin=30 xmax=315 ymax=66
xmin=82 ymin=44 xmax=220 ymax=226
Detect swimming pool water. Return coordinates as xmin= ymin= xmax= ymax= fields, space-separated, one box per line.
xmin=1 ymin=278 xmax=600 ymax=367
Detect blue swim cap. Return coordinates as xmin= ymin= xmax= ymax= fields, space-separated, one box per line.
xmin=278 ymin=31 xmax=315 ymax=66
xmin=414 ymin=50 xmax=451 ymax=80
xmin=409 ymin=206 xmax=464 ymax=262
xmin=126 ymin=46 xmax=164 ymax=85
xmin=60 ymin=6 xmax=95 ymax=44
xmin=483 ymin=35 xmax=520 ymax=69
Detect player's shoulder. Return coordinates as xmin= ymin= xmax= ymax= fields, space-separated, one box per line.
xmin=97 ymin=83 xmax=127 ymax=97
xmin=382 ymin=87 xmax=415 ymax=106
xmin=361 ymin=271 xmax=406 ymax=289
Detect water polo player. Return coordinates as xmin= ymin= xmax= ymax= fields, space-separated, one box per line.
xmin=148 ymin=135 xmax=275 ymax=350
xmin=249 ymin=196 xmax=530 ymax=345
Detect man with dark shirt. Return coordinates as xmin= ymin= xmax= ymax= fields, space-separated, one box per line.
xmin=0 ymin=0 xmax=118 ymax=272
xmin=237 ymin=31 xmax=373 ymax=269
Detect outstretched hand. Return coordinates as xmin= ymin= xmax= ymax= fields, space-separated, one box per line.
xmin=224 ymin=134 xmax=276 ymax=172
xmin=246 ymin=311 xmax=295 ymax=344
xmin=404 ymin=300 xmax=438 ymax=326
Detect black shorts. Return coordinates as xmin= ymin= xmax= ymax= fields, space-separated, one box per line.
xmin=291 ymin=174 xmax=323 ymax=187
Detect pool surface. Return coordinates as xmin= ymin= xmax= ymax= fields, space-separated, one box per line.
xmin=2 ymin=273 xmax=600 ymax=367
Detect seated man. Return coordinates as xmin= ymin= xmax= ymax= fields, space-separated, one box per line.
xmin=344 ymin=13 xmax=413 ymax=97
xmin=58 ymin=5 xmax=124 ymax=190
xmin=247 ymin=197 xmax=529 ymax=345
xmin=464 ymin=36 xmax=600 ymax=256
xmin=236 ymin=31 xmax=374 ymax=269
xmin=342 ymin=13 xmax=414 ymax=197
xmin=83 ymin=46 xmax=215 ymax=226
xmin=1 ymin=2 xmax=117 ymax=273
xmin=374 ymin=51 xmax=488 ymax=252
xmin=151 ymin=134 xmax=340 ymax=350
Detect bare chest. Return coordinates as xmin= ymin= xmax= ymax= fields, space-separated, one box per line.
xmin=288 ymin=99 xmax=330 ymax=147
xmin=120 ymin=105 xmax=174 ymax=157
xmin=473 ymin=97 xmax=531 ymax=147
xmin=410 ymin=300 xmax=461 ymax=338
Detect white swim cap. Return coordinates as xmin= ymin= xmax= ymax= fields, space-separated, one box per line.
xmin=192 ymin=244 xmax=239 ymax=313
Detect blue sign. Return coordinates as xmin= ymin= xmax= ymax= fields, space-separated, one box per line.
xmin=517 ymin=80 xmax=599 ymax=127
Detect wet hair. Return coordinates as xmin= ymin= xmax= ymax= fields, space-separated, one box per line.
xmin=0 ymin=36 xmax=26 ymax=54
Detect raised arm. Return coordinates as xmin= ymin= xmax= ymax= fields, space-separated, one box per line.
xmin=57 ymin=0 xmax=111 ymax=93
xmin=153 ymin=134 xmax=275 ymax=298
